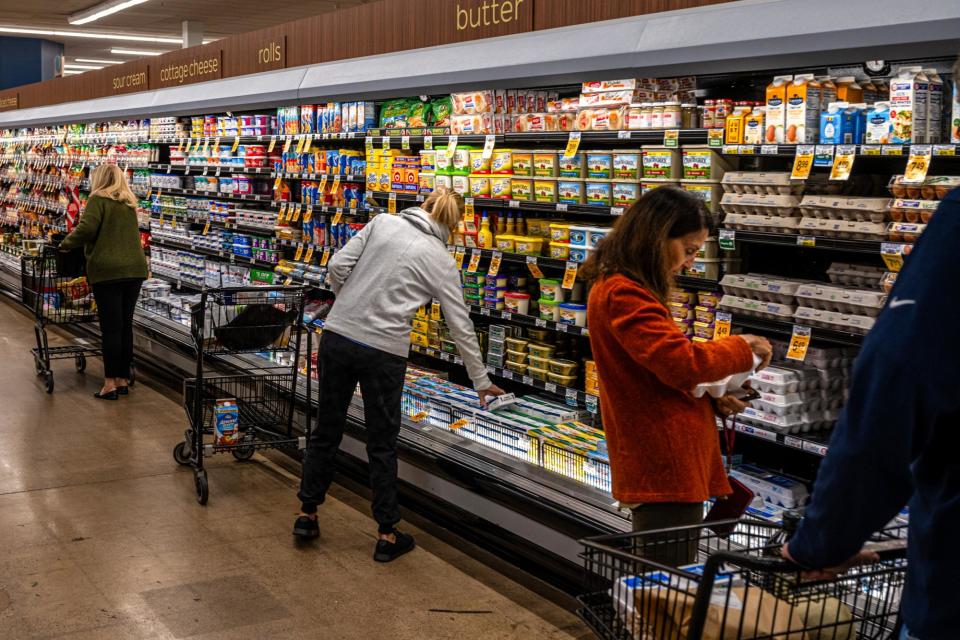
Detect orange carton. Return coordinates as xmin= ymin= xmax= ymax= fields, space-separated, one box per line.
xmin=836 ymin=76 xmax=863 ymax=103
xmin=817 ymin=77 xmax=837 ymax=112
xmin=785 ymin=74 xmax=821 ymax=144
xmin=724 ymin=107 xmax=750 ymax=144
xmin=764 ymin=75 xmax=792 ymax=143
xmin=743 ymin=107 xmax=766 ymax=145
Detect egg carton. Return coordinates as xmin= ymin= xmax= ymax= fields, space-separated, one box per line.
xmin=797 ymin=217 xmax=887 ymax=240
xmin=718 ymin=295 xmax=796 ymax=321
xmin=721 ymin=192 xmax=801 ymax=217
xmin=798 ymin=196 xmax=891 ymax=223
xmin=729 ymin=464 xmax=809 ymax=509
xmin=888 ymin=174 xmax=960 ymax=200
xmin=889 ymin=199 xmax=939 ymax=223
xmin=720 ymin=273 xmax=806 ymax=304
xmin=769 ymin=339 xmax=859 ymax=370
xmin=721 ymin=172 xmax=803 ymax=196
xmin=754 ymin=390 xmax=842 ymax=415
xmin=722 ymin=213 xmax=802 ymax=234
xmin=887 ymin=222 xmax=926 ymax=242
xmin=794 ymin=283 xmax=887 ymax=317
xmin=826 ymin=262 xmax=887 ymax=289
xmin=793 ymin=306 xmax=876 ymax=335
xmin=750 ymin=395 xmax=805 ymax=417
xmin=750 ymin=364 xmax=824 ymax=395
xmin=738 ymin=406 xmax=833 ymax=433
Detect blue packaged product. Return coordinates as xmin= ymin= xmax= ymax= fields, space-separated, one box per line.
xmin=841 ymin=105 xmax=865 ymax=144
xmin=338 ymin=153 xmax=350 ymax=174
xmin=213 ymin=398 xmax=239 ymax=445
xmin=819 ymin=105 xmax=844 ymax=145
xmin=326 ymin=150 xmax=339 ymax=173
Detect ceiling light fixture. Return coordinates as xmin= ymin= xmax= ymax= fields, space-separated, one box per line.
xmin=64 ymin=63 xmax=104 ymax=70
xmin=0 ymin=25 xmax=181 ymax=44
xmin=111 ymin=47 xmax=165 ymax=56
xmin=63 ymin=70 xmax=83 ymax=76
xmin=69 ymin=0 xmax=152 ymax=26
xmin=74 ymin=58 xmax=123 ymax=65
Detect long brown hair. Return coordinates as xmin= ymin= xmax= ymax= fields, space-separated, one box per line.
xmin=581 ymin=186 xmax=714 ymax=302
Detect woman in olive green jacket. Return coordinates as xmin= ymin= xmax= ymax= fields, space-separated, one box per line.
xmin=60 ymin=164 xmax=147 ymax=400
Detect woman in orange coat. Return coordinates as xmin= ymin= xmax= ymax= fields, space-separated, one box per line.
xmin=584 ymin=187 xmax=771 ymax=563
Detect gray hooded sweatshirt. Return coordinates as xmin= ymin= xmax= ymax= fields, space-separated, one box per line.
xmin=323 ymin=207 xmax=492 ymax=390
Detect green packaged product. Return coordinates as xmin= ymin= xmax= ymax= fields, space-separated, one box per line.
xmin=431 ymin=97 xmax=453 ymax=128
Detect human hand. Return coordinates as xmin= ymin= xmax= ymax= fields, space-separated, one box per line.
xmin=715 ymin=393 xmax=749 ymax=417
xmin=781 ymin=543 xmax=880 ymax=581
xmin=477 ymin=384 xmax=506 ymax=407
xmin=740 ymin=334 xmax=772 ymax=370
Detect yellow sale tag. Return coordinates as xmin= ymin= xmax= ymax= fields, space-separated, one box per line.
xmin=283 ymin=137 xmax=292 ymax=153
xmin=482 ymin=134 xmax=496 ymax=160
xmin=201 ymin=138 xmax=210 ymax=155
xmin=331 ymin=175 xmax=341 ymax=193
xmin=464 ymin=197 xmax=475 ymax=218
xmin=212 ymin=136 xmax=221 ymax=152
xmin=268 ymin=136 xmax=277 ymax=152
xmin=273 ymin=176 xmax=283 ymax=192
xmin=881 ymin=243 xmax=907 ymax=272
xmin=320 ymin=247 xmax=331 ymax=266
xmin=430 ymin=301 xmax=442 ymax=320
xmin=295 ymin=136 xmax=305 ymax=154
xmin=526 ymin=256 xmax=543 ymax=279
xmin=317 ymin=175 xmax=328 ymax=193
xmin=829 ymin=145 xmax=856 ymax=181
xmin=467 ymin=249 xmax=481 ymax=272
xmin=202 ymin=221 xmax=211 ymax=235
xmin=278 ymin=202 xmax=288 ymax=221
xmin=283 ymin=276 xmax=293 ymax=286
xmin=791 ymin=145 xmax=815 ymax=180
xmin=454 ymin=247 xmax=466 ymax=269
xmin=177 ymin=138 xmax=185 ymax=153
xmin=449 ymin=418 xmax=469 ymax=430
xmin=562 ymin=132 xmax=581 ymax=160
xmin=388 ymin=192 xmax=398 ymax=214
xmin=904 ymin=145 xmax=932 ymax=184
xmin=294 ymin=243 xmax=304 ymax=261
xmin=303 ymin=206 xmax=314 ymax=223
xmin=562 ymin=261 xmax=578 ymax=289
xmin=409 ymin=411 xmax=428 ymax=423
xmin=447 ymin=135 xmax=459 ymax=158
xmin=487 ymin=251 xmax=503 ymax=277
xmin=304 ymin=246 xmax=314 ymax=262
xmin=291 ymin=204 xmax=302 ymax=222
xmin=786 ymin=325 xmax=812 ymax=362
xmin=331 ymin=208 xmax=343 ymax=225
xmin=231 ymin=137 xmax=240 ymax=153
xmin=713 ymin=311 xmax=732 ymax=340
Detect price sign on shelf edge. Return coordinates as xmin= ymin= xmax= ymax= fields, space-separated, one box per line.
xmin=487 ymin=251 xmax=503 ymax=277
xmin=791 ymin=145 xmax=815 ymax=180
xmin=786 ymin=325 xmax=812 ymax=362
xmin=562 ymin=261 xmax=578 ymax=290
xmin=561 ymin=132 xmax=581 ymax=160
xmin=714 ymin=311 xmax=732 ymax=340
xmin=526 ymin=256 xmax=544 ymax=279
xmin=467 ymin=249 xmax=482 ymax=272
xmin=829 ymin=145 xmax=856 ymax=181
xmin=903 ymin=145 xmax=932 ymax=185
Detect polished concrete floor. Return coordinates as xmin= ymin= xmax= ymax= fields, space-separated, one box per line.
xmin=0 ymin=297 xmax=590 ymax=639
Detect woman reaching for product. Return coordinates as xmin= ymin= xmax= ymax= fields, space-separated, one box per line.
xmin=294 ymin=187 xmax=505 ymax=562
xmin=59 ymin=164 xmax=148 ymax=400
xmin=583 ymin=186 xmax=771 ymax=565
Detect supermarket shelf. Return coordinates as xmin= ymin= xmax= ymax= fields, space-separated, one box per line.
xmin=721 ymin=417 xmax=830 ymax=457
xmin=676 ymin=275 xmax=722 ymax=291
xmin=719 ymin=142 xmax=960 ymax=158
xmin=148 ymin=270 xmax=205 ymax=292
xmin=148 ymin=187 xmax=274 ymax=204
xmin=269 ymin=200 xmax=368 ymax=217
xmin=504 ymin=130 xmax=709 ymax=145
xmin=731 ymin=313 xmax=865 ymax=347
xmin=368 ymin=190 xmax=626 ymax=218
xmin=150 ymin=163 xmax=274 ymax=176
xmin=149 ymin=237 xmax=280 ymax=270
xmin=446 ymin=245 xmax=571 ymax=271
xmin=722 ymin=229 xmax=889 ymax=254
xmin=275 ymin=171 xmax=365 ymax=182
xmin=469 ymin=304 xmax=589 ymax=337
xmin=148 ymin=211 xmax=275 ymax=233
xmin=148 ymin=132 xmax=368 ymax=146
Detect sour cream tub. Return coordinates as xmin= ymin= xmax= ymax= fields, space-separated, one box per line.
xmin=557 ymin=180 xmax=585 ymax=204
xmin=585 ymin=180 xmax=613 ymax=206
xmin=612 ymin=181 xmax=640 ymax=207
xmin=586 ymin=151 xmax=613 ymax=179
xmin=504 ymin=291 xmax=531 ymax=315
xmin=559 ymin=303 xmax=587 ymax=327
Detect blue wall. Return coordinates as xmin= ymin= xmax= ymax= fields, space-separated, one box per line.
xmin=0 ymin=37 xmax=64 ymax=90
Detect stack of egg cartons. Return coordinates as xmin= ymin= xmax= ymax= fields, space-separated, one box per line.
xmin=793 ymin=281 xmax=886 ymax=334
xmin=718 ymin=273 xmax=807 ymax=324
xmin=720 ymin=172 xmax=803 ymax=235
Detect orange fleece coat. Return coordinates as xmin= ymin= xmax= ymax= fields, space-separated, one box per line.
xmin=587 ymin=275 xmax=754 ymax=504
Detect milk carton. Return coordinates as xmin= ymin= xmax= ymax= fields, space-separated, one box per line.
xmin=785 ymin=74 xmax=821 ymax=144
xmin=819 ymin=102 xmax=846 ymax=144
xmin=836 ymin=76 xmax=863 ymax=103
xmin=865 ymin=102 xmax=893 ymax=144
xmin=842 ymin=104 xmax=867 ymax=144
xmin=743 ymin=106 xmax=766 ymax=145
xmin=765 ymin=75 xmax=792 ymax=143
xmin=817 ymin=77 xmax=838 ymax=111
xmin=924 ymin=68 xmax=944 ymax=143
xmin=889 ymin=67 xmax=929 ymax=144
xmin=214 ymin=398 xmax=239 ymax=446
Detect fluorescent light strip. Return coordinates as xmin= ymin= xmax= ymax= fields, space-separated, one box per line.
xmin=111 ymin=48 xmax=165 ymax=56
xmin=0 ymin=25 xmax=181 ymax=44
xmin=64 ymin=63 xmax=104 ymax=70
xmin=74 ymin=58 xmax=123 ymax=65
xmin=62 ymin=70 xmax=83 ymax=76
xmin=69 ymin=0 xmax=151 ymax=26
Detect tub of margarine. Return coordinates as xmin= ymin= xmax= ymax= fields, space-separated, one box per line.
xmin=419 ymin=172 xmax=436 ymax=194
xmin=419 ymin=149 xmax=437 ymax=172
xmin=435 ymin=174 xmax=453 ymax=192
xmin=511 ymin=178 xmax=533 ymax=201
xmin=539 ymin=298 xmax=560 ymax=322
xmin=514 ymin=236 xmax=544 ymax=256
xmin=512 ymin=151 xmax=533 ymax=177
xmin=569 ymin=245 xmax=591 ymax=263
xmin=559 ymin=303 xmax=587 ymax=327
xmin=469 ymin=150 xmax=492 ymax=174
xmin=612 ymin=181 xmax=640 ymax=207
xmin=585 ymin=180 xmax=613 ymax=206
xmin=495 ymin=235 xmax=516 ymax=253
xmin=586 ymin=151 xmax=613 ymax=179
xmin=490 ymin=175 xmax=512 ymax=199
xmin=451 ymin=174 xmax=470 ymax=195
xmin=549 ymin=241 xmax=570 ymax=260
xmin=434 ymin=147 xmax=453 ymax=172
xmin=559 ymin=152 xmax=586 ymax=178
xmin=588 ymin=228 xmax=610 ymax=247
xmin=539 ymin=278 xmax=564 ymax=302
xmin=549 ymin=223 xmax=571 ymax=242
xmin=451 ymin=147 xmax=472 ymax=174
xmin=491 ymin=149 xmax=513 ymax=174
xmin=534 ymin=178 xmax=557 ymax=203
xmin=469 ymin=174 xmax=491 ymax=198
xmin=533 ymin=150 xmax=559 ymax=177
xmin=613 ymin=150 xmax=641 ymax=180
xmin=557 ymin=180 xmax=585 ymax=204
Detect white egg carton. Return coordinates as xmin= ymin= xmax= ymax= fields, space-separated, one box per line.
xmin=739 ymin=406 xmax=831 ymax=433
xmin=827 ymin=262 xmax=887 ymax=289
xmin=753 ymin=390 xmax=843 ymax=415
xmin=721 ymin=172 xmax=803 ymax=195
xmin=797 ymin=217 xmax=888 ymax=240
xmin=721 ymin=192 xmax=802 ymax=216
xmin=794 ymin=306 xmax=876 ymax=334
xmin=723 ymin=213 xmax=802 ymax=234
xmin=887 ymin=222 xmax=927 ymax=242
xmin=794 ymin=283 xmax=887 ymax=317
xmin=799 ymin=196 xmax=891 ymax=223
xmin=720 ymin=273 xmax=806 ymax=304
xmin=751 ymin=366 xmax=821 ymax=395
xmin=751 ymin=394 xmax=805 ymax=417
xmin=769 ymin=340 xmax=858 ymax=370
xmin=718 ymin=295 xmax=796 ymax=321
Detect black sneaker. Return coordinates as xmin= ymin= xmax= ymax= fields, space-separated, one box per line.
xmin=373 ymin=531 xmax=415 ymax=563
xmin=292 ymin=515 xmax=319 ymax=539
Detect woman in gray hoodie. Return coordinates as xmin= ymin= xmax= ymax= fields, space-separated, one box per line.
xmin=294 ymin=188 xmax=505 ymax=562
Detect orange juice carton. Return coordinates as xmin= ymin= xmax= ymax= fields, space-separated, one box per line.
xmin=785 ymin=74 xmax=821 ymax=144
xmin=865 ymin=102 xmax=893 ymax=144
xmin=923 ymin=68 xmax=944 ymax=143
xmin=836 ymin=76 xmax=863 ymax=103
xmin=213 ymin=399 xmax=239 ymax=446
xmin=817 ymin=77 xmax=837 ymax=111
xmin=743 ymin=107 xmax=767 ymax=145
xmin=724 ymin=106 xmax=750 ymax=144
xmin=889 ymin=67 xmax=928 ymax=144
xmin=861 ymin=80 xmax=880 ymax=105
xmin=764 ymin=75 xmax=792 ymax=143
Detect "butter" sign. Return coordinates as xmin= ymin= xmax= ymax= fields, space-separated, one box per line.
xmin=456 ymin=0 xmax=525 ymax=31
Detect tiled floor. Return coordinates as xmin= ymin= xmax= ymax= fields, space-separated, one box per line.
xmin=0 ymin=297 xmax=590 ymax=639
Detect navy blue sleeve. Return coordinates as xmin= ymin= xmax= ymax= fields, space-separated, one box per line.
xmin=788 ymin=189 xmax=960 ymax=568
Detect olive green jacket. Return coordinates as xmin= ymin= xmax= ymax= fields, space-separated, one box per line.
xmin=60 ymin=195 xmax=148 ymax=285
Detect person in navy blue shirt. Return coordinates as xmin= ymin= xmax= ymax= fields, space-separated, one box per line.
xmin=784 ymin=60 xmax=960 ymax=639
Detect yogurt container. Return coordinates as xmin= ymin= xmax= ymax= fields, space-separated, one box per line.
xmin=612 ymin=150 xmax=641 ymax=180
xmin=534 ymin=178 xmax=557 ymax=203
xmin=585 ymin=180 xmax=613 ymax=206
xmin=586 ymin=151 xmax=613 ymax=179
xmin=511 ymin=178 xmax=533 ymax=201
xmin=504 ymin=291 xmax=530 ymax=315
xmin=533 ymin=150 xmax=559 ymax=177
xmin=612 ymin=181 xmax=640 ymax=207
xmin=490 ymin=175 xmax=512 ymax=199
xmin=539 ymin=298 xmax=561 ymax=321
xmin=557 ymin=180 xmax=585 ymax=204
xmin=491 ymin=149 xmax=513 ymax=174
xmin=512 ymin=151 xmax=533 ymax=177
xmin=559 ymin=152 xmax=586 ymax=178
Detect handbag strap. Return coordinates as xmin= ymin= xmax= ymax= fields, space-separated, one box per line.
xmin=721 ymin=413 xmax=738 ymax=474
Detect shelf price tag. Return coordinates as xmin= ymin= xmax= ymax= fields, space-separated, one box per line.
xmin=718 ymin=228 xmax=736 ymax=251
xmin=304 ymin=246 xmax=315 ymax=262
xmin=320 ymin=247 xmax=331 ymax=266
xmin=449 ymin=418 xmax=469 ymax=430
xmin=303 ymin=206 xmax=314 ymax=223
xmin=464 ymin=197 xmax=475 ymax=218
xmin=562 ymin=261 xmax=578 ymax=289
xmin=487 ymin=250 xmax=503 ymax=277
xmin=933 ymin=144 xmax=957 ymax=156
xmin=212 ymin=136 xmax=221 ymax=152
xmin=268 ymin=136 xmax=277 ymax=153
xmin=526 ymin=256 xmax=544 ymax=279
xmin=331 ymin=208 xmax=343 ymax=225
xmin=454 ymin=247 xmax=466 ymax=269
xmin=786 ymin=325 xmax=812 ymax=362
xmin=317 ymin=174 xmax=328 ymax=193
xmin=278 ymin=202 xmax=289 ymax=221
xmin=381 ymin=136 xmax=391 ymax=151
xmin=447 ymin=135 xmax=459 ymax=158
xmin=829 ymin=145 xmax=856 ymax=181
xmin=401 ymin=135 xmax=411 ymax=150
xmin=282 ymin=137 xmax=292 ymax=153
xmin=585 ymin=394 xmax=599 ymax=414
xmin=176 ymin=138 xmax=185 ymax=153
xmin=231 ymin=137 xmax=240 ymax=153
xmin=423 ymin=135 xmax=433 ymax=150
xmin=882 ymin=145 xmax=904 ymax=156
xmin=467 ymin=249 xmax=482 ymax=272
xmin=431 ymin=300 xmax=442 ymax=320
xmin=294 ymin=243 xmax=304 ymax=261
xmin=663 ymin=129 xmax=680 ymax=148
xmin=330 ymin=175 xmax=342 ymax=194
xmin=880 ymin=242 xmax=907 ymax=272
xmin=814 ymin=144 xmax=835 ymax=168
xmin=482 ymin=134 xmax=497 ymax=160
xmin=760 ymin=144 xmax=779 ymax=155
xmin=797 ymin=235 xmax=817 ymax=247
xmin=565 ymin=388 xmax=578 ymax=407
xmin=737 ymin=145 xmax=756 ymax=155
xmin=713 ymin=311 xmax=732 ymax=340
xmin=291 ymin=204 xmax=303 ymax=222
xmin=860 ymin=144 xmax=881 ymax=156
xmin=388 ymin=192 xmax=398 ymax=214
xmin=903 ymin=145 xmax=932 ymax=184
xmin=202 ymin=221 xmax=211 ymax=236
xmin=791 ymin=145 xmax=815 ymax=180
xmin=365 ymin=136 xmax=374 ymax=153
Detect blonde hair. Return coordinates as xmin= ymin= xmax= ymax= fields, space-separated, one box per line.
xmin=421 ymin=187 xmax=464 ymax=231
xmin=89 ymin=164 xmax=138 ymax=210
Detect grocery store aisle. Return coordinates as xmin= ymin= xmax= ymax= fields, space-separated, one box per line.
xmin=0 ymin=299 xmax=588 ymax=640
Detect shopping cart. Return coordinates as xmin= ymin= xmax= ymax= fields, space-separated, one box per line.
xmin=578 ymin=517 xmax=907 ymax=640
xmin=172 ymin=285 xmax=311 ymax=505
xmin=23 ymin=245 xmax=102 ymax=393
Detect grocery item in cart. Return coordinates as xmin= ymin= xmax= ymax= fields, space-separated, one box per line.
xmin=213 ymin=398 xmax=239 ymax=445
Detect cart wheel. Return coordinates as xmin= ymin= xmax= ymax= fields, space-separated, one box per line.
xmin=173 ymin=441 xmax=191 ymax=466
xmin=194 ymin=470 xmax=209 ymax=505
xmin=44 ymin=372 xmax=54 ymax=394
xmin=75 ymin=354 xmax=86 ymax=373
xmin=232 ymin=445 xmax=255 ymax=462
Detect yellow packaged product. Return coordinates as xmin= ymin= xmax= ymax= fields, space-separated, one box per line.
xmin=512 ymin=151 xmax=534 ymax=177
xmin=469 ymin=149 xmax=492 ymax=174
xmin=468 ymin=174 xmax=491 ymax=198
xmin=514 ymin=236 xmax=544 ymax=256
xmin=534 ymin=178 xmax=557 ymax=203
xmin=490 ymin=175 xmax=512 ymax=199
xmin=549 ymin=223 xmax=571 ymax=242
xmin=511 ymin=178 xmax=533 ymax=201
xmin=533 ymin=151 xmax=559 ymax=177
xmin=491 ymin=149 xmax=513 ymax=174
xmin=494 ymin=235 xmax=516 ymax=253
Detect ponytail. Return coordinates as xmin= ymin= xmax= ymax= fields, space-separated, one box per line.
xmin=421 ymin=187 xmax=464 ymax=231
